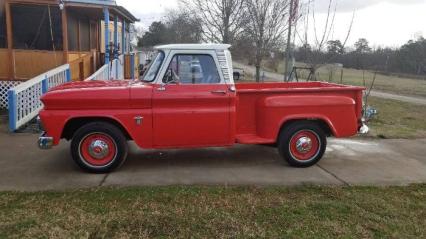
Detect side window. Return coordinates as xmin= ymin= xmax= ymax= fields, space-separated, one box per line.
xmin=163 ymin=54 xmax=221 ymax=84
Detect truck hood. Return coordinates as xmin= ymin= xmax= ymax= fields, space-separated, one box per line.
xmin=41 ymin=80 xmax=137 ymax=110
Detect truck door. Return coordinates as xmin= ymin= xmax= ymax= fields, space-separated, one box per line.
xmin=152 ymin=53 xmax=232 ymax=147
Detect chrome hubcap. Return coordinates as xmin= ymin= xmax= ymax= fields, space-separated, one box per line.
xmin=296 ymin=137 xmax=313 ymax=153
xmin=88 ymin=140 xmax=110 ymax=159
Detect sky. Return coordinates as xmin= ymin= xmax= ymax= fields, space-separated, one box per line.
xmin=116 ymin=0 xmax=426 ymax=48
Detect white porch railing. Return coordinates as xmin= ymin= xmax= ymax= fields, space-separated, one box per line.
xmin=8 ymin=64 xmax=71 ymax=131
xmin=85 ymin=64 xmax=109 ymax=81
xmin=86 ymin=54 xmax=124 ymax=81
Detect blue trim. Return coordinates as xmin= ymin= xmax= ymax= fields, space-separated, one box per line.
xmin=66 ymin=68 xmax=71 ymax=82
xmin=104 ymin=7 xmax=110 ymax=65
xmin=130 ymin=53 xmax=135 ymax=80
xmin=42 ymin=76 xmax=48 ymax=94
xmin=114 ymin=15 xmax=118 ymax=59
xmin=122 ymin=20 xmax=126 ymax=54
xmin=8 ymin=89 xmax=17 ymax=132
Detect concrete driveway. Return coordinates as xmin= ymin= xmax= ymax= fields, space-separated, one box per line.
xmin=1 ymin=124 xmax=426 ymax=191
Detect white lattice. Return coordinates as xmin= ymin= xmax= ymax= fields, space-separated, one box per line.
xmin=16 ymin=81 xmax=43 ymax=122
xmin=0 ymin=81 xmax=22 ymax=109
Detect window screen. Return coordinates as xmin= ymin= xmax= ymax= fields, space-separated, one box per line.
xmin=0 ymin=6 xmax=6 ymax=48
xmin=11 ymin=4 xmax=63 ymax=50
xmin=79 ymin=19 xmax=90 ymax=51
xmin=67 ymin=13 xmax=78 ymax=51
xmin=164 ymin=55 xmax=221 ymax=84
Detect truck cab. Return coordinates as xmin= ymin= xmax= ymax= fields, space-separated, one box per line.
xmin=39 ymin=44 xmax=368 ymax=173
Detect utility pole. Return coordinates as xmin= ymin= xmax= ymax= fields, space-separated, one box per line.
xmin=284 ymin=0 xmax=295 ymax=82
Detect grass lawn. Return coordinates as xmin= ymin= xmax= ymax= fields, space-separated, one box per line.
xmin=0 ymin=185 xmax=425 ymax=238
xmin=365 ymin=97 xmax=426 ymax=139
xmin=260 ymin=60 xmax=426 ymax=97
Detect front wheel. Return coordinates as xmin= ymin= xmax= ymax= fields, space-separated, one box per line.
xmin=71 ymin=122 xmax=128 ymax=173
xmin=278 ymin=121 xmax=327 ymax=167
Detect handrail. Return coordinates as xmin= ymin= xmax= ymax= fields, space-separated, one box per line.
xmin=86 ymin=54 xmax=124 ymax=81
xmin=8 ymin=64 xmax=71 ymax=131
xmin=85 ymin=64 xmax=109 ymax=81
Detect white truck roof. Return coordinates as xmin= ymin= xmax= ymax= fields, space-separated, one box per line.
xmin=154 ymin=44 xmax=231 ymax=51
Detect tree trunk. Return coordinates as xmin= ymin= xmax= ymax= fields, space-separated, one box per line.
xmin=255 ymin=65 xmax=260 ymax=82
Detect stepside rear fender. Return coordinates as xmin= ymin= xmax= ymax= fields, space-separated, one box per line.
xmin=256 ymin=95 xmax=358 ymax=140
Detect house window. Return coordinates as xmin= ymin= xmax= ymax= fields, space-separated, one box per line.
xmin=0 ymin=6 xmax=6 ymax=48
xmin=11 ymin=4 xmax=63 ymax=50
xmin=163 ymin=55 xmax=221 ymax=84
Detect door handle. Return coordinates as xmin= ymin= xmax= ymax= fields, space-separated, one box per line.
xmin=211 ymin=90 xmax=227 ymax=95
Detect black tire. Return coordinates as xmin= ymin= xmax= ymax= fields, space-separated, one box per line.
xmin=71 ymin=122 xmax=128 ymax=173
xmin=278 ymin=121 xmax=327 ymax=167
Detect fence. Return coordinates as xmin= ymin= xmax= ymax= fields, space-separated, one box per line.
xmin=0 ymin=81 xmax=22 ymax=109
xmin=85 ymin=64 xmax=109 ymax=81
xmin=8 ymin=64 xmax=71 ymax=131
xmin=86 ymin=54 xmax=124 ymax=81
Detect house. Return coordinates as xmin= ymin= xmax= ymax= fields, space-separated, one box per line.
xmin=0 ymin=0 xmax=139 ymax=108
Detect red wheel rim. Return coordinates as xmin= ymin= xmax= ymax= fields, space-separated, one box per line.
xmin=79 ymin=133 xmax=117 ymax=167
xmin=289 ymin=130 xmax=320 ymax=161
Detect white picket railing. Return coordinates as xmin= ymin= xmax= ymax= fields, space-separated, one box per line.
xmin=85 ymin=64 xmax=109 ymax=81
xmin=86 ymin=54 xmax=124 ymax=81
xmin=8 ymin=64 xmax=71 ymax=131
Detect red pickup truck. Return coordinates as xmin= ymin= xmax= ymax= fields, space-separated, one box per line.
xmin=39 ymin=44 xmax=368 ymax=173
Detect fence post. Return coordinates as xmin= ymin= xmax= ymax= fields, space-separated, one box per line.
xmin=8 ymin=89 xmax=17 ymax=132
xmin=42 ymin=75 xmax=48 ymax=94
xmin=130 ymin=53 xmax=135 ymax=80
xmin=66 ymin=67 xmax=71 ymax=82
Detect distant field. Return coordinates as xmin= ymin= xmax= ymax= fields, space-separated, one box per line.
xmin=366 ymin=97 xmax=426 ymax=139
xmin=259 ymin=60 xmax=426 ymax=97
xmin=1 ymin=185 xmax=425 ymax=238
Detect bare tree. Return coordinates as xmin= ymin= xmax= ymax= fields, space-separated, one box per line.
xmin=181 ymin=0 xmax=246 ymax=44
xmin=244 ymin=0 xmax=290 ymax=82
xmin=295 ymin=0 xmax=355 ymax=80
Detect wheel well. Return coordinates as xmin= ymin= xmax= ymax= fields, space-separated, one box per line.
xmin=279 ymin=119 xmax=333 ymax=139
xmin=62 ymin=117 xmax=132 ymax=141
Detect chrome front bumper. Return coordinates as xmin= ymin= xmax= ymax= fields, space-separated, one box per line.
xmin=38 ymin=132 xmax=53 ymax=150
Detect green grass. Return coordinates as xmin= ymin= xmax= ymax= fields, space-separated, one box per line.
xmin=261 ymin=60 xmax=426 ymax=97
xmin=0 ymin=185 xmax=425 ymax=238
xmin=365 ymin=97 xmax=426 ymax=139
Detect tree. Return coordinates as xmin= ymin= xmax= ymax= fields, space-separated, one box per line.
xmin=296 ymin=0 xmax=355 ymax=80
xmin=354 ymin=38 xmax=372 ymax=53
xmin=244 ymin=0 xmax=290 ymax=82
xmin=181 ymin=0 xmax=245 ymax=44
xmin=327 ymin=40 xmax=344 ymax=55
xmin=138 ymin=9 xmax=203 ymax=47
xmin=397 ymin=37 xmax=426 ymax=75
xmin=139 ymin=22 xmax=168 ymax=47
xmin=165 ymin=9 xmax=203 ymax=44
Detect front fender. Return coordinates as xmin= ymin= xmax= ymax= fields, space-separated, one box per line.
xmin=39 ymin=109 xmax=153 ymax=148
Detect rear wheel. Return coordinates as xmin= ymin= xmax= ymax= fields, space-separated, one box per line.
xmin=278 ymin=121 xmax=327 ymax=167
xmin=71 ymin=122 xmax=128 ymax=173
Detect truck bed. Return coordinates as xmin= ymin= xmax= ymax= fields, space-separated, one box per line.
xmin=235 ymin=82 xmax=365 ymax=144
xmin=236 ymin=81 xmax=362 ymax=92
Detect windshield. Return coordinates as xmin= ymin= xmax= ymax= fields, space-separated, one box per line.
xmin=141 ymin=51 xmax=165 ymax=82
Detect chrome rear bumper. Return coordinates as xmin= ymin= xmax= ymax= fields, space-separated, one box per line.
xmin=38 ymin=132 xmax=53 ymax=150
xmin=359 ymin=124 xmax=370 ymax=134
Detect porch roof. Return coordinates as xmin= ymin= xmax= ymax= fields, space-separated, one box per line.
xmin=65 ymin=0 xmax=139 ymax=22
